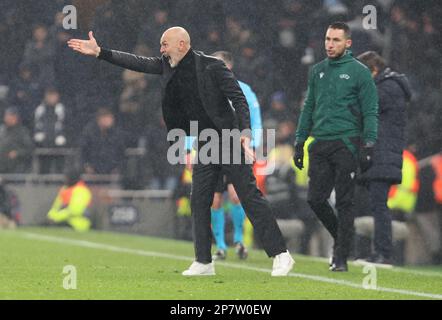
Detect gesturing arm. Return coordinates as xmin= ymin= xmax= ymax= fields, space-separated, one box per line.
xmin=295 ymin=68 xmax=315 ymax=144
xmin=212 ymin=61 xmax=250 ymax=131
xmin=67 ymin=31 xmax=163 ymax=74
xmin=293 ymin=68 xmax=315 ymax=170
xmin=211 ymin=61 xmax=255 ymax=162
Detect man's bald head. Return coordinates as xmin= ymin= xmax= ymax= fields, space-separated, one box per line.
xmin=160 ymin=26 xmax=191 ymax=68
xmin=162 ymin=27 xmax=191 ymax=46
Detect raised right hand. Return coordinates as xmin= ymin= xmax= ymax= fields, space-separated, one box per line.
xmin=67 ymin=31 xmax=101 ymax=57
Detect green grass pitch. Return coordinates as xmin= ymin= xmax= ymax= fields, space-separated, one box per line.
xmin=1 ymin=227 xmax=441 ymax=300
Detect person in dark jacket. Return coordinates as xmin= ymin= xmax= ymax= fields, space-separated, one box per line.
xmin=357 ymin=51 xmax=412 ymax=265
xmin=33 ymin=87 xmax=68 ymax=173
xmin=0 ymin=107 xmax=34 ymax=173
xmin=67 ymin=26 xmax=293 ymax=276
xmin=22 ymin=24 xmax=55 ymax=88
xmin=0 ymin=177 xmax=20 ymax=229
xmin=7 ymin=63 xmax=42 ymax=130
xmin=34 ymin=88 xmax=67 ymax=148
xmin=80 ymin=108 xmax=126 ymax=174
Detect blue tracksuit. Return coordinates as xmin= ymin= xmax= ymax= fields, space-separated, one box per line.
xmin=239 ymin=80 xmax=262 ymax=149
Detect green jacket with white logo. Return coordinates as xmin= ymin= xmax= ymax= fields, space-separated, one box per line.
xmin=295 ymin=50 xmax=378 ymax=146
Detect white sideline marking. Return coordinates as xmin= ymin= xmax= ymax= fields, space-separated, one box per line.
xmin=20 ymin=232 xmax=442 ymax=300
xmin=295 ymin=255 xmax=442 ymax=278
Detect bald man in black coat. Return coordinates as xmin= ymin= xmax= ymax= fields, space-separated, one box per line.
xmin=68 ymin=27 xmax=294 ymax=276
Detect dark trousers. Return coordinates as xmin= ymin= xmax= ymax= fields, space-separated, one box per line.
xmin=368 ymin=181 xmax=393 ymax=258
xmin=307 ymin=139 xmax=358 ymax=260
xmin=190 ymin=144 xmax=287 ymax=263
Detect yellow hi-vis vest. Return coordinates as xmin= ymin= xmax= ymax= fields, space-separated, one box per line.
xmin=47 ymin=181 xmax=92 ymax=232
xmin=431 ymin=154 xmax=442 ymax=204
xmin=387 ymin=150 xmax=419 ymax=213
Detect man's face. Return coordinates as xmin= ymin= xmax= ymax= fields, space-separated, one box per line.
xmin=97 ymin=114 xmax=114 ymax=130
xmin=325 ymin=28 xmax=351 ymax=58
xmin=154 ymin=10 xmax=168 ymax=25
xmin=4 ymin=113 xmax=18 ymax=127
xmin=160 ymin=32 xmax=184 ymax=68
xmin=20 ymin=69 xmax=31 ymax=80
xmin=44 ymin=92 xmax=59 ymax=106
xmin=33 ymin=26 xmax=47 ymax=42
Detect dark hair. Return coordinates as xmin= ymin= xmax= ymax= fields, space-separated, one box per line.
xmin=212 ymin=51 xmax=234 ymax=66
xmin=96 ymin=108 xmax=113 ymax=118
xmin=357 ymin=51 xmax=386 ymax=72
xmin=32 ymin=23 xmax=48 ymax=35
xmin=328 ymin=21 xmax=351 ymax=39
xmin=45 ymin=87 xmax=59 ymax=95
xmin=64 ymin=166 xmax=82 ymax=186
xmin=5 ymin=106 xmax=20 ymax=117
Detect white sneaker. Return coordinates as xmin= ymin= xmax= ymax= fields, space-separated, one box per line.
xmin=271 ymin=251 xmax=295 ymax=276
xmin=182 ymin=261 xmax=215 ymax=276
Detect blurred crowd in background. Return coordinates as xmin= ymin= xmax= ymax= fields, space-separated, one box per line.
xmin=0 ymin=0 xmax=440 ymax=178
xmin=0 ymin=0 xmax=441 ymax=262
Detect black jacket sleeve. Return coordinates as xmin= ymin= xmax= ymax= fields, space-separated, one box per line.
xmin=210 ymin=61 xmax=251 ymax=133
xmin=98 ymin=48 xmax=163 ymax=74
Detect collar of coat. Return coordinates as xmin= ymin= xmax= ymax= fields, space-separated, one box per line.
xmin=328 ymin=49 xmax=354 ymax=65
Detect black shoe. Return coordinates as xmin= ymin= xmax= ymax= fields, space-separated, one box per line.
xmin=330 ymin=258 xmax=348 ymax=272
xmin=235 ymin=243 xmax=248 ymax=260
xmin=212 ymin=249 xmax=227 ymax=261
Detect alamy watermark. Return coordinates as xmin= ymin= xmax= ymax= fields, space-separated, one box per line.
xmin=362 ymin=5 xmax=377 ymax=30
xmin=362 ymin=264 xmax=377 ymax=290
xmin=166 ymin=121 xmax=276 ymax=175
xmin=62 ymin=5 xmax=77 ymax=30
xmin=62 ymin=265 xmax=77 ymax=290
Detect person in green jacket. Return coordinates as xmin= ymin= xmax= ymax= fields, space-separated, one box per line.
xmin=294 ymin=22 xmax=379 ymax=271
